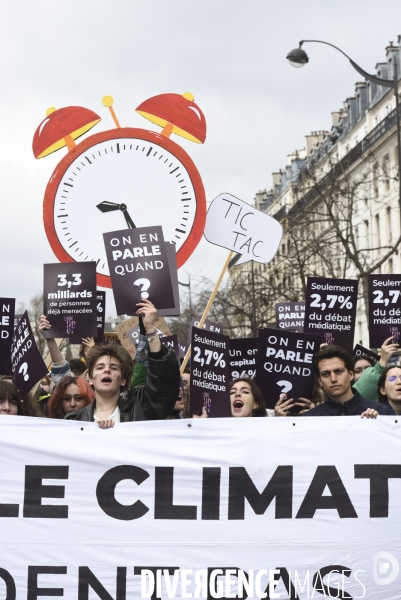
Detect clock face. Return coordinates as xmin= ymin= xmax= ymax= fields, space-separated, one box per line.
xmin=43 ymin=128 xmax=206 ymax=288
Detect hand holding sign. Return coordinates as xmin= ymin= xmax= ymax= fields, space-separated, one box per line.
xmin=204 ymin=193 xmax=282 ymax=264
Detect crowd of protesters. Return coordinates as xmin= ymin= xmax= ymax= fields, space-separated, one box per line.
xmin=1 ymin=298 xmax=400 ymax=424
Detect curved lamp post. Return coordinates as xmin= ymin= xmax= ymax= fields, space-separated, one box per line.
xmin=286 ymin=40 xmax=401 ymax=214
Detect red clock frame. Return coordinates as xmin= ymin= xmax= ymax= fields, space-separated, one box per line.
xmin=43 ymin=127 xmax=207 ymax=288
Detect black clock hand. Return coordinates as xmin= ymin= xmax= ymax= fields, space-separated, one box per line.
xmin=97 ymin=201 xmax=136 ymax=228
xmin=122 ymin=207 xmax=136 ymax=229
xmin=97 ymin=201 xmax=121 ymax=212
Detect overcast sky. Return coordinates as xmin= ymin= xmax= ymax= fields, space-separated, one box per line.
xmin=1 ymin=0 xmax=400 ymax=316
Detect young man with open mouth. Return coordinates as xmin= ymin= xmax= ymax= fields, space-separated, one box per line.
xmin=42 ymin=299 xmax=180 ymax=427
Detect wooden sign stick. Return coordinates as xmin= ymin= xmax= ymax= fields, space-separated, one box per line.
xmin=180 ymin=251 xmax=233 ymax=374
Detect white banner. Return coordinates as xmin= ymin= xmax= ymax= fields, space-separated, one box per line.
xmin=1 ymin=416 xmax=401 ymax=599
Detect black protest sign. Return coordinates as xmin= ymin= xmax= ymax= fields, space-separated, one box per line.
xmin=275 ymin=301 xmax=304 ymax=333
xmin=126 ymin=322 xmax=168 ymax=348
xmin=126 ymin=324 xmax=141 ymax=346
xmin=178 ymin=340 xmax=188 ymax=360
xmin=190 ymin=328 xmax=231 ymax=417
xmin=255 ymin=328 xmax=321 ymax=410
xmin=187 ymin=317 xmax=223 ymax=343
xmin=0 ymin=298 xmax=15 ymax=375
xmin=156 ymin=243 xmax=181 ymax=317
xmin=13 ymin=313 xmax=23 ymax=331
xmin=104 ymin=226 xmax=174 ymax=315
xmin=229 ymin=338 xmax=257 ymax=380
xmin=95 ymin=292 xmax=106 ymax=340
xmin=304 ymin=277 xmax=358 ymax=351
xmin=68 ymin=290 xmax=106 ymax=344
xmin=11 ymin=312 xmax=48 ymax=397
xmin=43 ymin=262 xmax=97 ymax=340
xmin=368 ymin=275 xmax=401 ymax=347
xmin=162 ymin=334 xmax=180 ymax=361
xmin=353 ymin=344 xmax=379 ymax=362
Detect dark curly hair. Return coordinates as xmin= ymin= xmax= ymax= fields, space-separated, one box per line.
xmin=86 ymin=343 xmax=134 ymax=391
xmin=229 ymin=378 xmax=267 ymax=417
xmin=313 ymin=345 xmax=354 ymax=376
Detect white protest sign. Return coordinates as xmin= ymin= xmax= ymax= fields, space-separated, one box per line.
xmin=1 ymin=417 xmax=401 ymax=599
xmin=204 ymin=193 xmax=282 ymax=265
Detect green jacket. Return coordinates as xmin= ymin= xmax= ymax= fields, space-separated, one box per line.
xmin=353 ymin=362 xmax=385 ymax=401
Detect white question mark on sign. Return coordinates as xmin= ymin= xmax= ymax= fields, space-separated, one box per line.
xmin=277 ymin=380 xmax=292 ymax=395
xmin=133 ymin=278 xmax=151 ymax=299
xmin=18 ymin=362 xmax=29 ymax=381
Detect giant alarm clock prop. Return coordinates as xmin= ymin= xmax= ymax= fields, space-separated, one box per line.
xmin=32 ymin=93 xmax=207 ymax=288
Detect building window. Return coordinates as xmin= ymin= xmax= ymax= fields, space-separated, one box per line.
xmin=383 ymin=154 xmax=390 ymax=191
xmin=387 ymin=207 xmax=392 ymax=242
xmin=372 ymin=164 xmax=378 ymax=197
xmin=375 ymin=213 xmax=381 ymax=246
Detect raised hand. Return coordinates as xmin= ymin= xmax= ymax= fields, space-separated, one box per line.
xmin=380 ymin=336 xmax=399 ymax=367
xmin=136 ymin=299 xmax=161 ymax=352
xmin=39 ymin=315 xmax=52 ymax=334
xmin=294 ymin=397 xmax=316 ymax=415
xmin=274 ymin=394 xmax=297 ymax=417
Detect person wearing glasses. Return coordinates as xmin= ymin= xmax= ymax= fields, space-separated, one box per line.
xmin=47 ymin=375 xmax=95 ymax=419
xmin=305 ymin=345 xmax=393 ymax=417
xmin=377 ymin=367 xmax=401 ymax=415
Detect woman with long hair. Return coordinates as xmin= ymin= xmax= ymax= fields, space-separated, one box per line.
xmin=229 ymin=378 xmax=267 ymax=417
xmin=47 ymin=376 xmax=94 ymax=419
xmin=0 ymin=380 xmax=23 ymax=416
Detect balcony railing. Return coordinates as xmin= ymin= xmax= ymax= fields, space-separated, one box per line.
xmin=277 ymin=106 xmax=400 ymax=221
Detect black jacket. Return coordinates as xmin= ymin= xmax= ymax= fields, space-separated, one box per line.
xmin=65 ymin=346 xmax=180 ymax=422
xmin=304 ymin=391 xmax=393 ymax=416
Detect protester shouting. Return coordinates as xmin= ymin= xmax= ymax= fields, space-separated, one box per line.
xmin=377 ymin=366 xmax=401 ymax=415
xmin=193 ymin=378 xmax=266 ymax=418
xmin=306 ymin=345 xmax=392 ymax=417
xmin=66 ymin=299 xmax=180 ymax=427
xmin=229 ymin=378 xmax=267 ymax=417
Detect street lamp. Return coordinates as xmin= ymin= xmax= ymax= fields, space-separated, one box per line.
xmin=286 ymin=40 xmax=401 ymax=214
